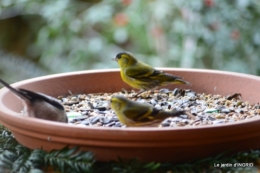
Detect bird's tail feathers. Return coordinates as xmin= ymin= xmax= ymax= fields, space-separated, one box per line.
xmin=163 ymin=110 xmax=186 ymax=117
xmin=0 ymin=78 xmax=30 ymax=100
xmin=159 ymin=110 xmax=195 ymax=120
xmin=174 ymin=78 xmax=192 ymax=86
xmin=162 ymin=73 xmax=191 ymax=85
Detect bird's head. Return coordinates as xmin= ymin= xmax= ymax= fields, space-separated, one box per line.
xmin=112 ymin=52 xmax=137 ymax=68
xmin=110 ymin=95 xmax=129 ymax=112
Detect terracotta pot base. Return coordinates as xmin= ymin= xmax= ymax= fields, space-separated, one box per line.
xmin=0 ymin=68 xmax=260 ymax=162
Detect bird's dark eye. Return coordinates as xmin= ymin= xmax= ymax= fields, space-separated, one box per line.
xmin=116 ymin=53 xmax=125 ymax=59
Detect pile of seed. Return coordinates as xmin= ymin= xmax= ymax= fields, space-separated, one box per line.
xmin=58 ymin=88 xmax=260 ymax=128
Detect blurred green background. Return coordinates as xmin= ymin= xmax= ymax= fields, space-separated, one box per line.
xmin=0 ymin=0 xmax=260 ymax=83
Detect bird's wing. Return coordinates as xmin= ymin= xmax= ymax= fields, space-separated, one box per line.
xmin=122 ymin=103 xmax=153 ymax=122
xmin=149 ymin=69 xmax=181 ymax=79
xmin=148 ymin=69 xmax=190 ymax=84
xmin=18 ymin=89 xmax=64 ymax=111
xmin=125 ymin=62 xmax=155 ymax=79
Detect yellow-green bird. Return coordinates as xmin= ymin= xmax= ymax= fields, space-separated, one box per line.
xmin=110 ymin=95 xmax=193 ymax=127
xmin=113 ymin=52 xmax=190 ymax=92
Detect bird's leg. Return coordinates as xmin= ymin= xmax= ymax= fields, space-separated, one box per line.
xmin=136 ymin=88 xmax=157 ymax=97
xmin=136 ymin=89 xmax=146 ymax=97
xmin=185 ymin=111 xmax=196 ymax=120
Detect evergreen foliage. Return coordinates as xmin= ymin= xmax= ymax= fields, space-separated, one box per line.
xmin=0 ymin=125 xmax=259 ymax=173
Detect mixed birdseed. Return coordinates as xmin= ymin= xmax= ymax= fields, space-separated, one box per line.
xmin=58 ymin=88 xmax=260 ymax=128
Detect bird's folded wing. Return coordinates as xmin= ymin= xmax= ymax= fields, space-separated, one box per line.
xmin=125 ymin=65 xmax=154 ymax=79
xmin=123 ymin=106 xmax=151 ymax=121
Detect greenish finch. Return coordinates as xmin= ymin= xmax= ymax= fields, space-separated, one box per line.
xmin=110 ymin=95 xmax=194 ymax=127
xmin=113 ymin=52 xmax=190 ymax=93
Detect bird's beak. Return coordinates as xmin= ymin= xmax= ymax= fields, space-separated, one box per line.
xmin=112 ymin=57 xmax=117 ymax=61
xmin=106 ymin=101 xmax=111 ymax=108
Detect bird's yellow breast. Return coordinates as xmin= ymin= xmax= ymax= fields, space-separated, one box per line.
xmin=120 ymin=70 xmax=142 ymax=89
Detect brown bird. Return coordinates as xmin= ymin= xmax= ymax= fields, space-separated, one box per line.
xmin=0 ymin=78 xmax=68 ymax=123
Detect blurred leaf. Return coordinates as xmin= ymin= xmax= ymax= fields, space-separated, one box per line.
xmin=1 ymin=0 xmax=260 ymax=82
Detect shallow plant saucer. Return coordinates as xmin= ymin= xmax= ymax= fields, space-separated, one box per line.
xmin=0 ymin=68 xmax=260 ymax=162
